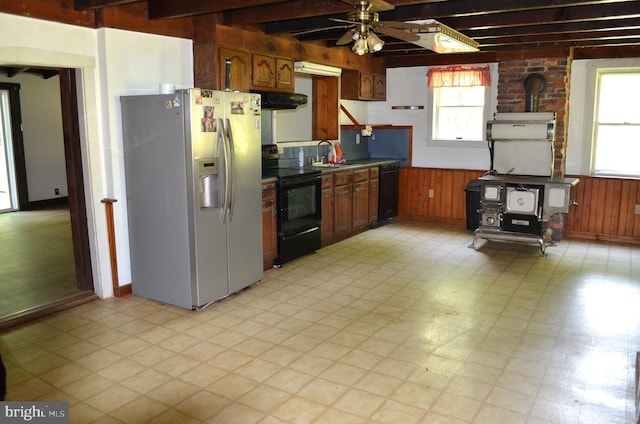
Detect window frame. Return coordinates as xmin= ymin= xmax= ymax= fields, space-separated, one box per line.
xmin=432 ymin=85 xmax=488 ymax=142
xmin=425 ymin=63 xmax=497 ymax=147
xmin=590 ymin=68 xmax=640 ymax=177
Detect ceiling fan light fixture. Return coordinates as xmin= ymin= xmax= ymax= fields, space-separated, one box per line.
xmin=353 ymin=37 xmax=368 ymax=55
xmin=408 ymin=19 xmax=479 ymax=53
xmin=367 ymin=32 xmax=385 ymax=51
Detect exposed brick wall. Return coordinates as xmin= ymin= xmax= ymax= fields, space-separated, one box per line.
xmin=497 ymin=57 xmax=571 ymax=177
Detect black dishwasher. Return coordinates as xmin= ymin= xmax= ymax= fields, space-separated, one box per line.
xmin=378 ymin=162 xmax=400 ymax=220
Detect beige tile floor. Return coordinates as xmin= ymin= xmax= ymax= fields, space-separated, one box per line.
xmin=1 ymin=221 xmax=640 ymax=423
xmin=0 ymin=207 xmax=84 ymax=321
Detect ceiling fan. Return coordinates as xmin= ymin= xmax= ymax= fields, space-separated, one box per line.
xmin=294 ymin=0 xmax=479 ymax=55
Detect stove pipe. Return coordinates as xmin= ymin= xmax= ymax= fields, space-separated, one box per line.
xmin=523 ymin=73 xmax=546 ymax=112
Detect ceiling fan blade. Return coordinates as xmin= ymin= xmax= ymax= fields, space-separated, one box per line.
xmin=367 ymin=0 xmax=395 ymax=12
xmin=376 ymin=21 xmax=430 ymax=30
xmin=292 ymin=24 xmax=352 ymax=37
xmin=330 ymin=17 xmax=359 ymax=25
xmin=336 ymin=29 xmax=356 ymax=45
xmin=375 ymin=26 xmax=421 ymax=43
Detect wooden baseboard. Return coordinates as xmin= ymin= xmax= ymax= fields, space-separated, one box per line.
xmin=114 ymin=283 xmax=132 ymax=297
xmin=22 ymin=197 xmax=69 ymax=210
xmin=396 ymin=214 xmax=466 ymax=227
xmin=0 ymin=292 xmax=98 ymax=330
xmin=564 ymin=230 xmax=640 ymax=246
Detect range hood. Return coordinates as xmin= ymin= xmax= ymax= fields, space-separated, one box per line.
xmin=252 ymin=91 xmax=308 ymax=110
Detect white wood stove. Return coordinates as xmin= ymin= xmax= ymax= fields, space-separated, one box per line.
xmin=469 ymin=112 xmax=578 ymax=255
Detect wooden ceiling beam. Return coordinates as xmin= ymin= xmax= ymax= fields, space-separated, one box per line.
xmin=73 ymin=0 xmax=139 ymax=10
xmin=415 ymin=3 xmax=640 ymax=31
xmin=223 ymin=1 xmax=353 ymax=26
xmin=148 ymin=0 xmax=289 ymax=20
xmin=467 ymin=17 xmax=640 ymax=40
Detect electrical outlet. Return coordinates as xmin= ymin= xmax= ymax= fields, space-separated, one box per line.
xmin=54 ymin=188 xmax=60 ymax=196
xmin=635 ymin=204 xmax=640 ymax=215
xmin=355 ymin=133 xmax=361 ymax=145
xmin=428 ymin=189 xmax=435 ymax=198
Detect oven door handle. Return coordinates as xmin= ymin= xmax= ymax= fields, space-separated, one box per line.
xmin=279 ymin=175 xmax=321 ymax=189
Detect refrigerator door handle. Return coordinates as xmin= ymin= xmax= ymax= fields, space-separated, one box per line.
xmin=225 ymin=118 xmax=237 ymax=222
xmin=219 ymin=118 xmax=231 ymax=223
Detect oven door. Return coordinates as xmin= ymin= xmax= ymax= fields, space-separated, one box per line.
xmin=503 ymin=183 xmax=545 ymax=234
xmin=278 ymin=174 xmax=321 ymax=235
xmin=277 ymin=173 xmax=322 ymax=264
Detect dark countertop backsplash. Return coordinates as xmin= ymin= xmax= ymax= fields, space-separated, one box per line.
xmin=277 ymin=127 xmax=410 ymax=168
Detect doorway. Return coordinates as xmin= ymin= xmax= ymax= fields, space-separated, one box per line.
xmin=0 ymin=67 xmax=96 ymax=327
xmin=0 ymin=84 xmax=19 ymax=212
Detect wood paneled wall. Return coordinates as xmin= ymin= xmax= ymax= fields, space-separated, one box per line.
xmin=398 ymin=168 xmax=640 ymax=246
xmin=398 ymin=167 xmax=484 ymax=226
xmin=565 ymin=175 xmax=640 ymax=244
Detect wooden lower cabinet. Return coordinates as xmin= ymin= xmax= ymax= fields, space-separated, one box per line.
xmin=321 ymin=174 xmax=334 ymax=246
xmin=322 ymin=166 xmax=379 ymax=247
xmin=352 ymin=180 xmax=369 ymax=228
xmin=261 ymin=181 xmax=277 ymax=270
xmin=334 ymin=183 xmax=353 ymax=237
xmin=369 ymin=177 xmax=379 ymax=224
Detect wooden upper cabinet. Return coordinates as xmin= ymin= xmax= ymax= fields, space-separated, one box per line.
xmin=252 ymin=54 xmax=295 ymax=91
xmin=341 ymin=70 xmax=386 ymax=101
xmin=218 ymin=47 xmax=250 ymax=92
xmin=359 ymin=73 xmax=375 ymax=99
xmin=252 ymin=53 xmax=276 ymax=89
xmin=373 ymin=74 xmax=386 ymax=100
xmin=312 ymin=76 xmax=339 ymax=141
xmin=275 ymin=58 xmax=294 ymax=90
xmin=218 ymin=45 xmax=295 ymax=92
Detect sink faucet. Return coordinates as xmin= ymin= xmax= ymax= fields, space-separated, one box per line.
xmin=316 ymin=140 xmax=332 ymax=163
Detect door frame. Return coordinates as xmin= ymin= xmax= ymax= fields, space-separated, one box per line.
xmin=59 ymin=68 xmax=94 ymax=292
xmin=0 ymin=82 xmax=28 ymax=210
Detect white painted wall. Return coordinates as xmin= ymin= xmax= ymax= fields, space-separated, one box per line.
xmin=566 ymin=57 xmax=640 ymax=175
xmin=275 ymin=75 xmax=313 ymax=142
xmin=97 ymin=28 xmax=194 ymax=290
xmin=0 ymin=12 xmax=193 ymax=298
xmin=362 ymin=65 xmax=498 ymax=169
xmin=0 ymin=73 xmax=67 ymax=201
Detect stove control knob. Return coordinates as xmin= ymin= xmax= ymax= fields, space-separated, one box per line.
xmin=486 ymin=216 xmax=495 ymax=225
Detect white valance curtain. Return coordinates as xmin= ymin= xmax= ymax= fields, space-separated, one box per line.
xmin=427 ymin=65 xmax=491 ymax=88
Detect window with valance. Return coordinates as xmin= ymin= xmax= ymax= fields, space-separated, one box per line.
xmin=428 ymin=65 xmax=491 ymax=141
xmin=427 ymin=65 xmax=491 ymax=88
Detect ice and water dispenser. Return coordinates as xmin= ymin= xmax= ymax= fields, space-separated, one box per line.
xmin=197 ymin=158 xmax=219 ymax=208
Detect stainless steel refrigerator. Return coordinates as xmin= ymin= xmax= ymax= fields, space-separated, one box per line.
xmin=120 ymin=89 xmax=263 ymax=309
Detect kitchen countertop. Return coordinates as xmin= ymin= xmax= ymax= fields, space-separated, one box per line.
xmin=261 ymin=158 xmax=404 ymax=182
xmin=302 ymin=158 xmax=403 ymax=173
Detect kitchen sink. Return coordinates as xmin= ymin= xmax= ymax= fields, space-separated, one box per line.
xmin=311 ymin=163 xmax=344 ymax=168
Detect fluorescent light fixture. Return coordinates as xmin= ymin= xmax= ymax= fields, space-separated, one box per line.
xmin=409 ymin=19 xmax=479 ymax=53
xmin=294 ymin=61 xmax=342 ymax=76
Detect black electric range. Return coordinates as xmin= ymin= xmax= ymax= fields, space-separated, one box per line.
xmin=261 ymin=144 xmax=321 ymax=180
xmin=261 ymin=144 xmax=322 ymax=266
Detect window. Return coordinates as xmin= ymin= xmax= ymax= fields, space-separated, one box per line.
xmin=592 ymin=70 xmax=640 ymax=176
xmin=433 ymin=86 xmax=486 ymax=140
xmin=428 ymin=65 xmax=491 ymax=142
